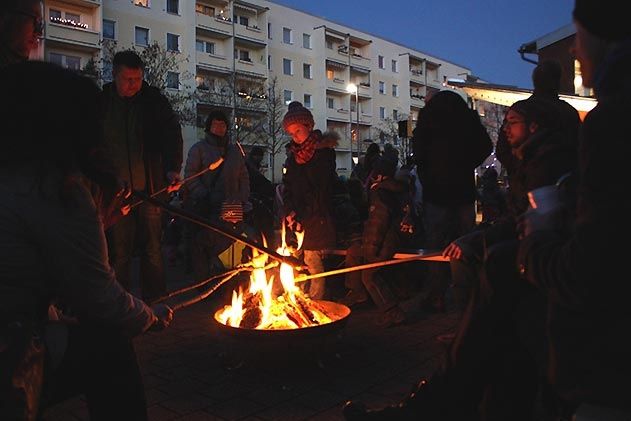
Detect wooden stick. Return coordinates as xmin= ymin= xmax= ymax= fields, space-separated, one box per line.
xmin=133 ymin=190 xmax=303 ymax=268
xmin=293 ymin=252 xmax=448 ymax=284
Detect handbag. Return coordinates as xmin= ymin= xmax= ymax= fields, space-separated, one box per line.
xmin=0 ymin=322 xmax=46 ymax=421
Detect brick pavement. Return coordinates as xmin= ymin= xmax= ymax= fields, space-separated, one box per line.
xmin=42 ymin=256 xmax=459 ymax=421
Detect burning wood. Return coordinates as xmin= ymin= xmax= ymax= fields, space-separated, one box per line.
xmin=215 ymin=224 xmax=338 ymax=330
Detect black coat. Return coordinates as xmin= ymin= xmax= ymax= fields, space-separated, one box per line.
xmin=283 ymin=132 xmax=337 ymax=250
xmin=518 ymin=41 xmax=631 ymax=407
xmin=100 ymin=82 xmax=183 ymax=195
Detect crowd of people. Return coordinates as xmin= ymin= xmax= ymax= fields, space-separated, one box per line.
xmin=1 ymin=0 xmax=630 ymax=419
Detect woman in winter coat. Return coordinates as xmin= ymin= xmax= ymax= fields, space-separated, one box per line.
xmin=282 ymin=101 xmax=338 ymax=300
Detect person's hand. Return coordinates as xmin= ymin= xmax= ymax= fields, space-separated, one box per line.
xmin=285 ymin=211 xmax=299 ymax=230
xmin=149 ymin=304 xmax=174 ymax=331
xmin=443 ymin=241 xmax=464 ymax=260
xmin=166 ymin=171 xmax=183 ymax=193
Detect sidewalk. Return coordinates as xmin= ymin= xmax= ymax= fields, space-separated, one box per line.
xmin=42 ymin=256 xmax=459 ymax=421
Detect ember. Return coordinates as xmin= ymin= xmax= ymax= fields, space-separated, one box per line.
xmin=215 ymin=224 xmax=340 ymax=330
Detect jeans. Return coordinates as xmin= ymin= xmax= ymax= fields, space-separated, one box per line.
xmin=106 ymin=202 xmax=165 ymax=302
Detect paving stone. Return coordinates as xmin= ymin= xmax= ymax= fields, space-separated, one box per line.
xmin=206 ymin=397 xmax=266 ymax=420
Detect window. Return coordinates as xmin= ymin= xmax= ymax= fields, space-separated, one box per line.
xmin=267 ymin=54 xmax=271 ymax=70
xmin=379 ymin=107 xmax=386 ymax=119
xmin=378 ymin=81 xmax=385 ymax=94
xmin=167 ymin=0 xmax=179 ymax=14
xmin=378 ymin=55 xmax=384 ymax=69
xmin=326 ymin=69 xmax=334 ymax=80
xmin=392 ymin=84 xmax=399 ymax=97
xmin=166 ymin=33 xmax=179 ymax=52
xmin=392 ymin=59 xmax=398 ymax=73
xmin=234 ymin=15 xmax=248 ymax=26
xmin=393 ymin=109 xmax=399 ymax=120
xmin=166 ymin=72 xmax=179 ymax=89
xmin=237 ymin=50 xmax=251 ymax=62
xmin=267 ymin=22 xmax=272 ymax=39
xmin=302 ymin=33 xmax=311 ymax=49
xmin=326 ymin=39 xmax=333 ymax=49
xmin=196 ymin=40 xmax=215 ymax=54
xmin=135 ymin=27 xmax=149 ymax=46
xmin=134 ymin=0 xmax=149 ymax=7
xmin=282 ymin=27 xmax=292 ymax=44
xmin=49 ymin=52 xmax=81 ymax=71
xmin=304 ymin=94 xmax=312 ymax=109
xmin=283 ymin=58 xmax=292 ymax=75
xmin=327 ymin=97 xmax=334 ymax=109
xmin=103 ymin=19 xmax=115 ymax=39
xmin=196 ymin=75 xmax=214 ymax=91
xmin=283 ymin=89 xmax=292 ymax=105
xmin=303 ymin=63 xmax=312 ymax=79
xmin=49 ymin=9 xmax=62 ymax=19
xmin=195 ymin=3 xmax=214 ymax=16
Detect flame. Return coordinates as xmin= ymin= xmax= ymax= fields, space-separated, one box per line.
xmin=216 ymin=222 xmax=334 ymax=330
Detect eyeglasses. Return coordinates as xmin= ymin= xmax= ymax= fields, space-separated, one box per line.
xmin=10 ymin=10 xmax=44 ymax=35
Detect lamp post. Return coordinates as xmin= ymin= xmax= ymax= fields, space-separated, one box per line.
xmin=346 ymin=83 xmax=359 ymax=167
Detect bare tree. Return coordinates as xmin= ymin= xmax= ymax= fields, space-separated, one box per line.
xmin=99 ymin=40 xmax=197 ymax=125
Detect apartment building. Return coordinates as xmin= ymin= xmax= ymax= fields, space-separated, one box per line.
xmin=38 ymin=0 xmax=470 ymax=182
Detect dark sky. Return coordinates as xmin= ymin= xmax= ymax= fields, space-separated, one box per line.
xmin=272 ymin=0 xmax=575 ymax=89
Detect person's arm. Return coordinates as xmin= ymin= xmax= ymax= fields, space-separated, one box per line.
xmin=183 ymin=144 xmax=207 ymax=200
xmin=35 ymin=179 xmax=156 ymax=337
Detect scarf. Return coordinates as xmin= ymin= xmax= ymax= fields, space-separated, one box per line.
xmin=291 ymin=130 xmax=320 ymax=164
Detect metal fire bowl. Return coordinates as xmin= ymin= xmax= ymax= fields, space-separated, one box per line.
xmin=212 ymin=301 xmax=351 ymax=366
xmin=212 ymin=300 xmax=351 ymax=341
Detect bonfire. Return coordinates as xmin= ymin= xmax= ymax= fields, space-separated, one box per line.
xmin=216 ymin=224 xmax=334 ymax=330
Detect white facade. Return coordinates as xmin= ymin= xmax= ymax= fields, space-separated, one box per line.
xmin=41 ymin=0 xmax=471 ymax=182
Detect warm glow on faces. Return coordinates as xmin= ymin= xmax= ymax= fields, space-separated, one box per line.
xmin=209 ymin=119 xmax=228 ymax=137
xmin=285 ymin=123 xmax=310 ymax=144
xmin=114 ymin=66 xmax=144 ymax=98
xmin=570 ymin=20 xmax=608 ymax=90
xmin=503 ymin=110 xmax=532 ymax=148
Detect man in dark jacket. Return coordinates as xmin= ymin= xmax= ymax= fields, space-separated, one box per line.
xmin=0 ymin=0 xmax=43 ymax=68
xmin=102 ymin=50 xmax=183 ymax=302
xmin=518 ymin=0 xmax=631 ymax=414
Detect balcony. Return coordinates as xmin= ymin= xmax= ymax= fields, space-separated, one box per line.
xmin=410 ymin=68 xmax=424 ymax=84
xmin=326 ymin=77 xmax=347 ymax=94
xmin=196 ymin=11 xmax=233 ymax=37
xmin=235 ymin=58 xmax=266 ymax=78
xmin=234 ymin=23 xmax=266 ymax=47
xmin=56 ymin=0 xmax=100 ymax=7
xmin=196 ymin=51 xmax=230 ymax=72
xmin=45 ymin=22 xmax=100 ymax=51
xmin=327 ymin=107 xmax=351 ymax=122
xmin=410 ymin=94 xmax=424 ymax=108
xmin=358 ymin=83 xmax=371 ymax=98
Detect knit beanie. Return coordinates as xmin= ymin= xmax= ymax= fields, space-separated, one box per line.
xmin=573 ymin=0 xmax=631 ymax=41
xmin=373 ymin=156 xmax=398 ymax=178
xmin=282 ymin=101 xmax=314 ymax=131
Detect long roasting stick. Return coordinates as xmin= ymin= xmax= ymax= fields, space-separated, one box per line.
xmin=293 ymin=252 xmax=448 ymax=284
xmin=133 ymin=190 xmax=304 ymax=268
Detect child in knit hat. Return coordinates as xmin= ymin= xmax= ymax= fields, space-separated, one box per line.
xmin=281 ymin=101 xmax=339 ymax=300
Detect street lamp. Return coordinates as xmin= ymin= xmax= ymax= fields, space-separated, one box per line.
xmin=346 ymin=83 xmax=359 ymax=166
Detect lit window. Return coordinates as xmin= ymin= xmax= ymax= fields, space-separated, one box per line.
xmin=326 ymin=69 xmax=334 ymax=80
xmin=135 ymin=27 xmax=149 ymax=46
xmin=134 ymin=0 xmax=150 ymax=7
xmin=195 ymin=4 xmax=214 ymax=17
xmin=283 ymin=89 xmax=292 ymax=105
